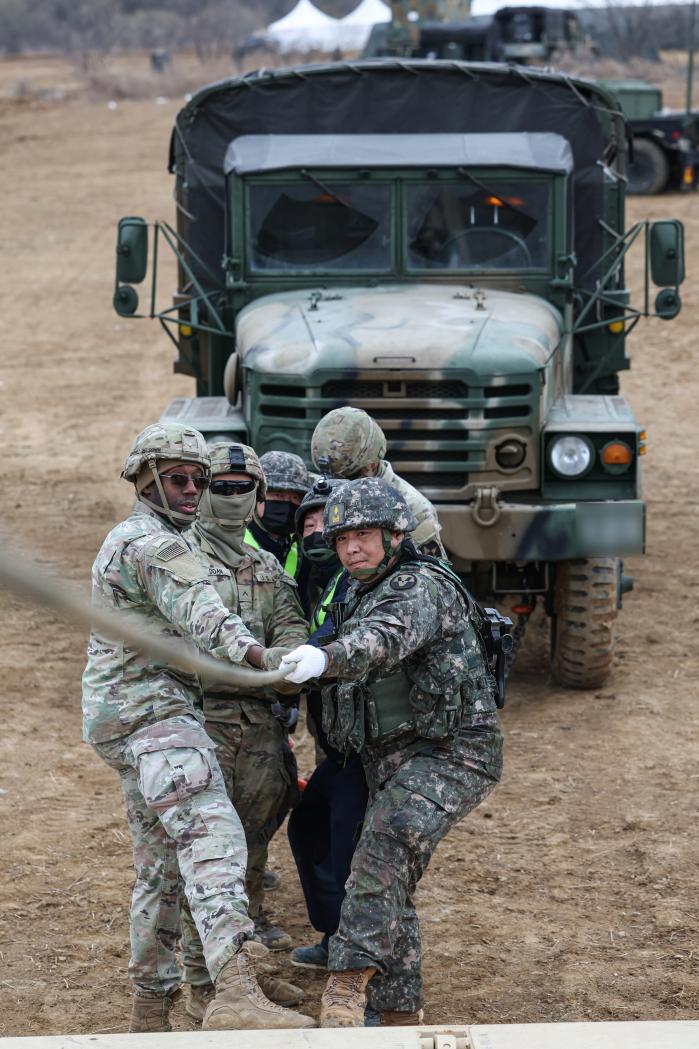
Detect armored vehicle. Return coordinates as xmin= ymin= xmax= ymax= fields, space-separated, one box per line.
xmin=114 ymin=61 xmax=685 ymax=688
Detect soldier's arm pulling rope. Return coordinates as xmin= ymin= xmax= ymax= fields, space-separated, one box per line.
xmin=0 ymin=545 xmax=288 ymax=689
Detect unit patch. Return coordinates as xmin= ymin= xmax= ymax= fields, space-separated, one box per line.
xmin=390 ymin=572 xmax=417 ymax=592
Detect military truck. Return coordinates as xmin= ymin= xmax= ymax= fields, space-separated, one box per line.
xmin=113 ymin=61 xmax=685 ymax=688
xmin=597 ymin=79 xmax=698 ymax=195
xmin=363 ymin=5 xmax=586 ymax=64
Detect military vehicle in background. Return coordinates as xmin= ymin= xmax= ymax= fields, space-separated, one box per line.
xmin=113 ymin=61 xmax=685 ymax=689
xmin=598 ymin=80 xmax=698 ymax=195
xmin=363 ymin=4 xmax=587 ymax=64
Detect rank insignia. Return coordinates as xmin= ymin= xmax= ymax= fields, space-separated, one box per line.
xmin=328 ymin=501 xmax=345 ymax=526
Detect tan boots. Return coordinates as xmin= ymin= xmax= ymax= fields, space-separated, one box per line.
xmin=319 ymin=967 xmax=377 ymax=1027
xmin=129 ymin=989 xmax=181 ymax=1032
xmin=202 ymin=940 xmax=315 ymax=1030
xmin=186 ymin=965 xmax=305 ymax=1022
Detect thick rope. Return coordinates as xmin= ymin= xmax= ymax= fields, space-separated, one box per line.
xmin=0 ymin=544 xmax=286 ymax=689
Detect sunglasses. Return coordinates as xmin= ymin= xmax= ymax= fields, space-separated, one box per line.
xmin=158 ymin=472 xmax=210 ymax=490
xmin=209 ymin=478 xmax=257 ymax=496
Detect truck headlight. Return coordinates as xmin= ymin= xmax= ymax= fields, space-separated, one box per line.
xmin=548 ymin=435 xmax=593 ymax=478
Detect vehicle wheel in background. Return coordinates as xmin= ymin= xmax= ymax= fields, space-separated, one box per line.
xmin=550 ymin=558 xmax=619 ymax=689
xmin=627 ymin=138 xmax=669 ymax=195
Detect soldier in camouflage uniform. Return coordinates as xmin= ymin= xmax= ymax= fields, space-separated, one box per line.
xmin=278 ymin=477 xmax=502 ymax=1027
xmin=245 ymin=451 xmax=310 ymax=594
xmin=179 ymin=442 xmax=309 ymax=1016
xmin=82 ymin=422 xmax=313 ymax=1033
xmin=311 ymin=406 xmax=445 ymax=557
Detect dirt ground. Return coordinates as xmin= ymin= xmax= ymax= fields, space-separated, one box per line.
xmin=1 ymin=53 xmax=698 ymax=1038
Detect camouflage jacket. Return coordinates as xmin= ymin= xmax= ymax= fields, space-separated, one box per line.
xmin=187 ymin=530 xmax=309 ymax=722
xmin=375 ymin=461 xmax=444 ymax=553
xmin=322 ymin=560 xmax=498 ymax=785
xmin=82 ymin=504 xmax=259 ymax=744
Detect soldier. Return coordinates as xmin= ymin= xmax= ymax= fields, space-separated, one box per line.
xmin=245 ymin=451 xmax=310 ymax=593
xmin=82 ymin=422 xmax=313 ymax=1033
xmin=180 ymin=443 xmax=308 ymax=1012
xmin=310 ymin=406 xmax=445 ymax=556
xmin=287 ymin=477 xmax=370 ymax=972
xmin=278 ymin=477 xmax=503 ymax=1027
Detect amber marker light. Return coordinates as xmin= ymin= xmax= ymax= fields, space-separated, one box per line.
xmin=608 ymin=320 xmax=625 ymax=334
xmin=638 ymin=430 xmax=647 ymax=456
xmin=683 ymin=165 xmax=694 ymax=186
xmin=179 ymin=324 xmax=193 ymax=338
xmin=600 ymin=440 xmax=633 ymax=474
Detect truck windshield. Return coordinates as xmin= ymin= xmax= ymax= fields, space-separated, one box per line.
xmin=248 ymin=182 xmax=392 ymax=272
xmin=406 ymin=180 xmax=550 ymax=271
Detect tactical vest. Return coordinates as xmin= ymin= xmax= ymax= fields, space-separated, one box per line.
xmin=323 ymin=560 xmax=496 ymax=754
xmin=244 ymin=528 xmax=299 ymax=579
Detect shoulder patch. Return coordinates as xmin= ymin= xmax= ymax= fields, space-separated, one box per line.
xmin=156 ymin=540 xmax=188 ymax=562
xmin=390 ymin=572 xmax=418 ymax=592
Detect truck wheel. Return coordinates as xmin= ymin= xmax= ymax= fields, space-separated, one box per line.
xmin=550 ymin=558 xmax=618 ymax=689
xmin=627 ymin=138 xmax=669 ymax=195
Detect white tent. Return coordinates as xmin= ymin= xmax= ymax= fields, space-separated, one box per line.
xmin=338 ymin=0 xmax=392 ymax=50
xmin=266 ymin=0 xmax=342 ymax=53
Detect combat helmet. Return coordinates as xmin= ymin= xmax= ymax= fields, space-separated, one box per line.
xmin=311 ymin=407 xmax=387 ymax=478
xmin=259 ymin=450 xmax=310 ymax=495
xmin=295 ymin=476 xmax=342 ymax=563
xmin=122 ymin=421 xmax=210 ymax=527
xmin=209 ymin=442 xmax=266 ymax=500
xmin=323 ymin=478 xmax=417 ymax=540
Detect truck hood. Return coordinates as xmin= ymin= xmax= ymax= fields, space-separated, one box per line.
xmin=236 ymin=284 xmax=562 ymax=377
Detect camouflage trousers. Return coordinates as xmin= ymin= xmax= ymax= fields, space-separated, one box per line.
xmin=93 ymin=714 xmax=253 ymax=997
xmin=180 ymin=708 xmax=296 ymax=986
xmin=329 ymin=719 xmax=503 ymax=1012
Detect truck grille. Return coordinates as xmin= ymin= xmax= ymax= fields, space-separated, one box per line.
xmin=253 ymin=373 xmax=536 ymax=499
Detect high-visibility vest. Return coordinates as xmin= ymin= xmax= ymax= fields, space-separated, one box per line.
xmin=311 ymin=570 xmax=344 ymax=633
xmin=244 ymin=528 xmax=299 ymax=579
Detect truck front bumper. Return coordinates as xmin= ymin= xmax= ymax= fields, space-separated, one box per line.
xmin=436 ymin=499 xmax=645 ymax=562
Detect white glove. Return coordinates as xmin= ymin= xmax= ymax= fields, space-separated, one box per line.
xmin=279 ymin=645 xmax=328 ymax=684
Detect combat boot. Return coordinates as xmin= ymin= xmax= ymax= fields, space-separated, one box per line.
xmin=320 ymin=967 xmax=378 ymax=1028
xmin=187 ymin=967 xmax=304 ymax=1021
xmin=380 ymin=1009 xmax=425 ymax=1026
xmin=253 ymin=910 xmax=293 ymax=951
xmin=202 ymin=940 xmax=315 ymax=1031
xmin=185 ymin=983 xmax=214 ymax=1023
xmin=129 ymin=989 xmax=181 ymax=1033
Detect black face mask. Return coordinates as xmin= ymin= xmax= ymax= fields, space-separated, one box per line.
xmin=302 ymin=531 xmax=337 ymax=564
xmin=260 ymin=499 xmax=296 ymax=536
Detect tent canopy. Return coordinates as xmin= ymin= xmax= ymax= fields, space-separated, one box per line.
xmin=338 ymin=0 xmax=391 ymax=49
xmin=266 ymin=0 xmax=342 ymax=53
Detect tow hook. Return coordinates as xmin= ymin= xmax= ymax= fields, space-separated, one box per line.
xmin=472 ymin=486 xmax=501 ymax=527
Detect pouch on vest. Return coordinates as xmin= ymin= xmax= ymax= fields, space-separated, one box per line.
xmin=409 ymin=683 xmax=462 ymax=741
xmin=323 ymin=681 xmax=366 ymax=754
xmin=364 ymin=671 xmax=414 ymax=744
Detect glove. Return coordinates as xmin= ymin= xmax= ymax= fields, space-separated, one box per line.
xmin=261 ymin=646 xmax=292 ymax=671
xmin=280 ymin=645 xmax=328 ymax=684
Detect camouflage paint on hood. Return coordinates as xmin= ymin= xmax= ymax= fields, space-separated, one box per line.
xmin=236 ymin=284 xmax=562 ymax=379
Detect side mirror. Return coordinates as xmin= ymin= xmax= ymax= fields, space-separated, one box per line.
xmin=649 ymin=219 xmax=685 ymax=288
xmin=116 ymin=216 xmax=149 ymax=284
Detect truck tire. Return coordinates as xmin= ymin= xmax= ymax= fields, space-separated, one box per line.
xmin=627 ymin=138 xmax=669 ymax=195
xmin=550 ymin=558 xmax=618 ymax=689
